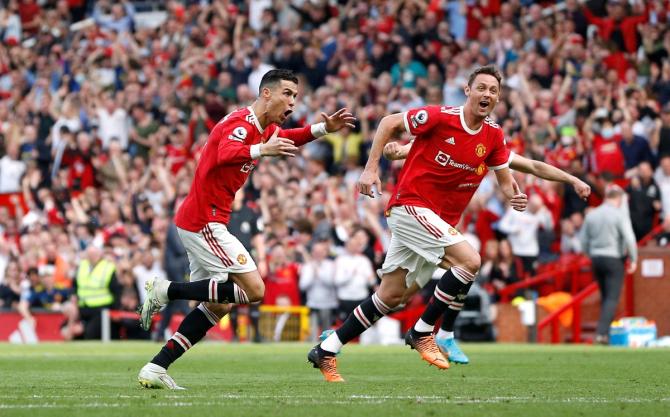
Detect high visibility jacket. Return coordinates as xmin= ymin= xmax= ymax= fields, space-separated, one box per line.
xmin=76 ymin=259 xmax=115 ymax=308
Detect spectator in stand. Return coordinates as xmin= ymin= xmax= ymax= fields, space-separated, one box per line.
xmin=128 ymin=104 xmax=159 ymax=161
xmin=17 ymin=266 xmax=69 ymax=326
xmin=653 ymin=104 xmax=670 ymax=159
xmin=298 ymin=238 xmax=337 ymax=341
xmin=627 ymin=162 xmax=662 ymax=240
xmin=620 ymin=122 xmax=654 ymax=173
xmin=478 ymin=239 xmax=516 ymax=302
xmin=68 ymin=245 xmax=122 ymax=340
xmin=0 ymin=1 xmax=22 ymax=46
xmin=116 ymin=286 xmax=150 ymax=340
xmin=654 ymin=216 xmax=670 ymax=247
xmin=132 ymin=246 xmax=167 ymax=305
xmin=265 ymin=243 xmax=300 ymax=342
xmin=498 ymin=195 xmax=554 ymax=277
xmin=581 ymin=0 xmax=648 ymax=54
xmin=0 ymin=141 xmax=26 ymax=193
xmin=94 ymin=93 xmax=130 ymax=151
xmin=585 ymin=109 xmax=626 ymax=179
xmin=333 ymin=227 xmax=376 ymax=323
xmin=0 ymin=259 xmax=22 ymax=310
xmin=92 ymin=0 xmax=135 ymax=35
xmin=655 ymin=156 xmax=670 ymax=219
xmin=560 ymin=215 xmax=583 ymax=255
xmin=390 ymin=46 xmax=427 ymax=90
xmin=580 ymin=185 xmax=637 ymax=345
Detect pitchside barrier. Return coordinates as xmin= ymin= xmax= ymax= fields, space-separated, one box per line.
xmin=102 ymin=305 xmax=311 ymax=342
xmin=0 ymin=305 xmax=311 ymax=343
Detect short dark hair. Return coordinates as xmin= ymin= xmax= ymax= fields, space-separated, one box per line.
xmin=468 ymin=65 xmax=503 ymax=87
xmin=259 ymin=69 xmax=298 ymax=94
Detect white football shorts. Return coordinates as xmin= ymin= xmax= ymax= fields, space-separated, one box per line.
xmin=378 ymin=205 xmax=466 ymax=288
xmin=177 ymin=223 xmax=257 ymax=282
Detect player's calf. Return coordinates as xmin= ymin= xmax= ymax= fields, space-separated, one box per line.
xmin=166 ymin=278 xmax=257 ymax=304
xmin=151 ymin=303 xmax=220 ymax=370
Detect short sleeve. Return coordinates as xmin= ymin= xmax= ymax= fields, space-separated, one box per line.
xmin=403 ymin=105 xmax=442 ymax=137
xmin=486 ymin=128 xmax=510 ymax=170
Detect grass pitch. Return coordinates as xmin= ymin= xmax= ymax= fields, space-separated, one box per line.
xmin=0 ymin=342 xmax=668 ymax=417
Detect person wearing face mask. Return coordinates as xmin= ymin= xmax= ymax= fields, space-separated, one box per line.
xmin=584 ymin=108 xmax=625 ymax=178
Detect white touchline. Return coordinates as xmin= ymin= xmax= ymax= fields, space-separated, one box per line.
xmin=0 ymin=397 xmax=668 ymax=408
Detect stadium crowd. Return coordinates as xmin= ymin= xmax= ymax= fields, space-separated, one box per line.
xmin=1 ymin=0 xmax=669 ymax=341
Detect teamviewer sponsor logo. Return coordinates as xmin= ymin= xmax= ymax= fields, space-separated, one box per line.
xmin=435 ymin=150 xmax=478 ymax=172
xmin=435 ymin=150 xmax=451 ymax=166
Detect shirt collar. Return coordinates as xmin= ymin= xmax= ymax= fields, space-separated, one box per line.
xmin=459 ymin=106 xmax=483 ymax=135
xmin=247 ymin=106 xmax=265 ymax=134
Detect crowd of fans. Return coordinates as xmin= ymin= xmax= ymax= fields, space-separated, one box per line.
xmin=0 ymin=0 xmax=669 ymax=341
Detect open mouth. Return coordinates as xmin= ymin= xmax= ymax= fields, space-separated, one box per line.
xmin=283 ymin=109 xmax=293 ymax=118
xmin=479 ymin=100 xmax=490 ymax=110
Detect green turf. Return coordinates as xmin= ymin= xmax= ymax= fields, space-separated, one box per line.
xmin=0 ymin=342 xmax=668 ymax=417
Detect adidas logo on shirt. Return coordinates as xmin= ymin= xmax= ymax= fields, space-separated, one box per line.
xmin=445 ymin=137 xmax=455 ymax=145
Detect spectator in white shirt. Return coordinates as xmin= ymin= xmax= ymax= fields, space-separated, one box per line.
xmin=50 ymin=95 xmax=82 ymax=153
xmin=299 ymin=239 xmax=337 ymax=341
xmin=333 ymin=228 xmax=376 ymax=322
xmin=0 ymin=142 xmax=26 ymax=193
xmin=132 ymin=247 xmax=167 ymax=304
xmin=498 ymin=194 xmax=554 ymax=276
xmin=96 ymin=94 xmax=129 ymax=150
xmin=654 ymin=155 xmax=670 ymax=219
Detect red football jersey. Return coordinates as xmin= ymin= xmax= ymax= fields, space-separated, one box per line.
xmin=387 ymin=105 xmax=510 ymax=226
xmin=590 ymin=134 xmax=625 ymax=177
xmin=175 ymin=107 xmax=317 ymax=231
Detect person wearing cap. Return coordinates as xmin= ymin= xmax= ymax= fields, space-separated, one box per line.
xmin=580 ymin=184 xmax=637 ymax=345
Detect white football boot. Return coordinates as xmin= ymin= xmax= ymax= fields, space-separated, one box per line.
xmin=138 ymin=277 xmax=170 ymax=331
xmin=138 ymin=363 xmax=185 ymax=390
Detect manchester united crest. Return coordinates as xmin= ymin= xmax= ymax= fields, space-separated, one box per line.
xmin=237 ymin=254 xmax=247 ymax=265
xmin=448 ymin=227 xmax=459 ymax=236
xmin=476 ymin=163 xmax=486 ymax=176
xmin=475 ymin=143 xmax=486 ymax=157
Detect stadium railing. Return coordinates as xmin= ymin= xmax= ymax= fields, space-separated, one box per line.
xmin=536 ymin=281 xmax=600 ymax=344
xmin=498 ymin=255 xmax=593 ymax=303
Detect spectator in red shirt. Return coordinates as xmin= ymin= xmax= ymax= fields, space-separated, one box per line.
xmin=264 ymin=244 xmax=300 ymax=307
xmin=582 ymin=0 xmax=648 ymax=53
xmin=585 ymin=109 xmax=626 ymax=178
xmin=17 ymin=0 xmax=41 ymax=35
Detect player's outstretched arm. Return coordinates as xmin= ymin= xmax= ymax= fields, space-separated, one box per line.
xmin=510 ymin=154 xmax=591 ymax=200
xmin=383 ymin=141 xmax=413 ymax=161
xmin=358 ymin=112 xmax=405 ymax=197
xmin=494 ymin=167 xmax=528 ymax=212
xmin=278 ymin=108 xmax=356 ymax=147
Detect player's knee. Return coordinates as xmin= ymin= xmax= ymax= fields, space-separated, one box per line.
xmin=377 ymin=287 xmax=404 ymax=308
xmin=244 ymin=279 xmax=265 ymax=303
xmin=458 ymin=252 xmax=481 ymax=276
